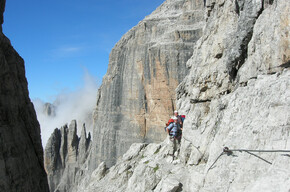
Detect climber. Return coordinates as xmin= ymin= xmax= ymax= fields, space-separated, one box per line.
xmin=166 ymin=116 xmax=183 ymax=142
xmin=174 ymin=110 xmax=183 ymax=128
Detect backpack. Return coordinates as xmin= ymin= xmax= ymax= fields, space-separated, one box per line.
xmin=169 ymin=123 xmax=182 ymax=139
xmin=165 ymin=118 xmax=174 ymax=131
xmin=180 ymin=115 xmax=186 ymax=123
xmin=166 ymin=118 xmax=174 ymax=127
xmin=165 ymin=115 xmax=185 ymax=132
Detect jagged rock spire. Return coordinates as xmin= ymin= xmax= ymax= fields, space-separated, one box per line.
xmin=45 ymin=120 xmax=92 ymax=192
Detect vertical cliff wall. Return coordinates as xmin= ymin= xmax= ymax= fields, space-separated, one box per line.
xmin=92 ymin=0 xmax=205 ymax=167
xmin=175 ymin=0 xmax=290 ymax=190
xmin=0 ymin=0 xmax=49 ymax=191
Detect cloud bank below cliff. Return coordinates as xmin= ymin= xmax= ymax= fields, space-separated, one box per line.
xmin=33 ymin=69 xmax=99 ymax=147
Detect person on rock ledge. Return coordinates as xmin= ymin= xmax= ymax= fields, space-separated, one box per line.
xmin=174 ymin=110 xmax=183 ymax=128
xmin=166 ymin=116 xmax=183 ymax=143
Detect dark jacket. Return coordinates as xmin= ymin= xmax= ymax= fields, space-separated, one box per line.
xmin=176 ymin=115 xmax=183 ymax=128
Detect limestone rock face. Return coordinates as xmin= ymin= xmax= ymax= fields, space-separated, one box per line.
xmin=92 ymin=0 xmax=205 ymax=168
xmin=72 ymin=0 xmax=289 ymax=191
xmin=175 ymin=0 xmax=290 ymax=191
xmin=76 ymin=63 xmax=290 ymax=192
xmin=0 ymin=0 xmax=49 ymax=191
xmin=177 ymin=0 xmax=289 ymax=104
xmin=45 ymin=0 xmax=289 ymax=191
xmin=180 ymin=70 xmax=290 ymax=192
xmin=44 ymin=120 xmax=92 ymax=192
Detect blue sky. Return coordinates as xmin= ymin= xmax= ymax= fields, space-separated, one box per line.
xmin=3 ymin=0 xmax=164 ymax=102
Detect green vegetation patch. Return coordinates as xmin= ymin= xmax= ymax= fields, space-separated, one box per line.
xmin=153 ymin=165 xmax=159 ymax=172
xmin=154 ymin=148 xmax=160 ymax=154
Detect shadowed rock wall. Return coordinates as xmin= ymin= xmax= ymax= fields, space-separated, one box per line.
xmin=0 ymin=0 xmax=49 ymax=191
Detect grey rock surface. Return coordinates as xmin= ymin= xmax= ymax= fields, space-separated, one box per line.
xmin=0 ymin=0 xmax=49 ymax=191
xmin=76 ymin=66 xmax=290 ymax=192
xmin=74 ymin=0 xmax=289 ymax=191
xmin=44 ymin=120 xmax=91 ymax=192
xmin=45 ymin=0 xmax=290 ymax=191
xmin=177 ymin=0 xmax=289 ymax=104
xmin=91 ymin=0 xmax=205 ymax=168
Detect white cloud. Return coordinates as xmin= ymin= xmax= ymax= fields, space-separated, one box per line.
xmin=60 ymin=46 xmax=82 ymax=53
xmin=52 ymin=45 xmax=83 ymax=57
xmin=33 ymin=69 xmax=99 ymax=147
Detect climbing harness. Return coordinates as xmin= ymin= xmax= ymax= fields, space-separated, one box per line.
xmin=169 ymin=133 xmax=182 ymax=142
xmin=207 ymin=147 xmax=290 ymax=172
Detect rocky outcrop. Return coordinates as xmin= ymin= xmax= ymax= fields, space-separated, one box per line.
xmin=43 ymin=102 xmax=56 ymax=117
xmin=0 ymin=0 xmax=49 ymax=191
xmin=71 ymin=0 xmax=289 ymax=191
xmin=92 ymin=0 xmax=205 ymax=168
xmin=44 ymin=120 xmax=91 ymax=192
xmin=75 ymin=49 xmax=290 ymax=192
xmin=177 ymin=0 xmax=289 ymax=104
xmin=174 ymin=0 xmax=290 ymax=190
xmin=74 ymin=68 xmax=290 ymax=192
